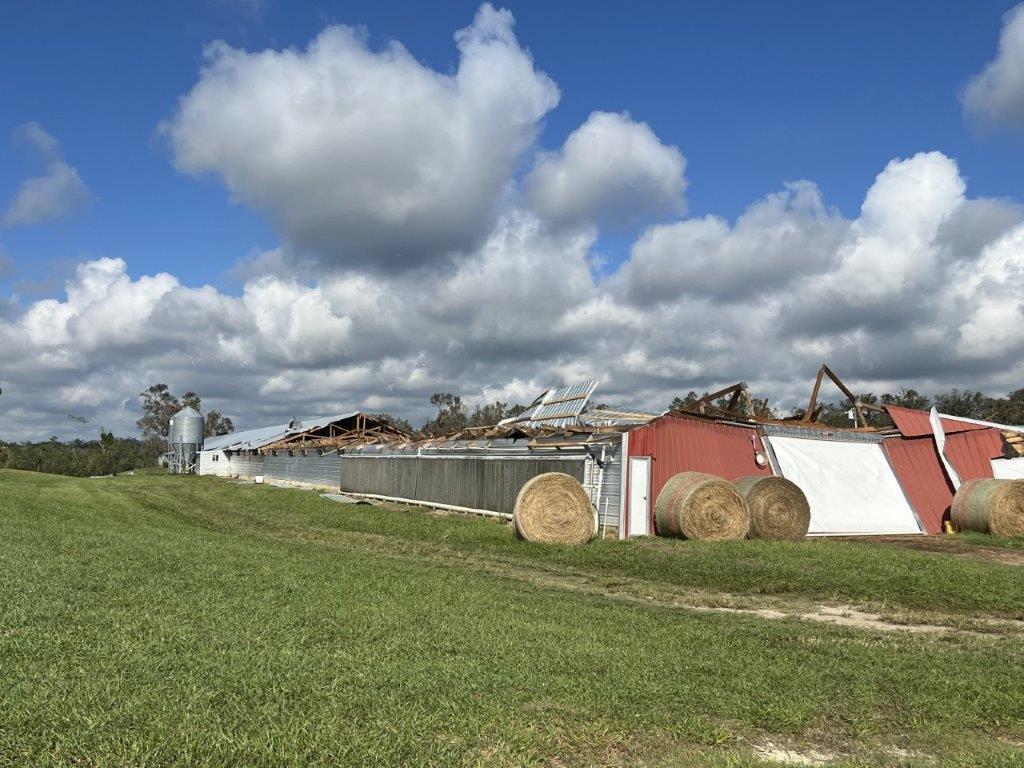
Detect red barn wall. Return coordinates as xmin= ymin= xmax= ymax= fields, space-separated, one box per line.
xmin=626 ymin=415 xmax=770 ymax=535
xmin=883 ymin=437 xmax=954 ymax=534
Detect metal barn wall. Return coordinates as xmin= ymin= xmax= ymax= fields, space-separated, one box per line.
xmin=263 ymin=451 xmax=341 ymax=489
xmin=626 ymin=415 xmax=770 ymax=530
xmin=883 ymin=437 xmax=953 ymax=534
xmin=198 ymin=450 xmax=231 ymax=477
xmin=338 ymin=455 xmax=586 ymax=515
xmin=945 ymin=428 xmax=1004 ymax=481
xmin=228 ymin=452 xmax=265 ymax=478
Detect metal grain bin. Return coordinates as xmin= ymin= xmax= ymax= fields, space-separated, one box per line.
xmin=169 ymin=407 xmax=204 ymax=474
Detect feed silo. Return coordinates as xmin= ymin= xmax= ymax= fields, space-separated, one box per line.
xmin=168 ymin=407 xmax=204 ymax=474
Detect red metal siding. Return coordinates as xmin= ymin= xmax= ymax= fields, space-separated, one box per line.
xmin=945 ymin=428 xmax=1003 ymax=481
xmin=883 ymin=437 xmax=953 ymax=534
xmin=882 ymin=427 xmax=1003 ymax=535
xmin=626 ymin=415 xmax=770 ymax=534
xmin=884 ymin=405 xmax=986 ymax=438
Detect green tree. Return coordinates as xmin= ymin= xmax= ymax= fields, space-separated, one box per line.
xmin=880 ymin=388 xmax=931 ymax=411
xmin=989 ymin=388 xmax=1024 ymax=425
xmin=469 ymin=401 xmax=510 ymax=428
xmin=933 ymin=389 xmax=994 ymax=420
xmin=137 ymin=384 xmax=181 ymax=440
xmin=368 ymin=413 xmax=414 ymax=434
xmin=669 ymin=391 xmax=700 ymax=412
xmin=203 ymin=410 xmax=235 ymax=438
xmin=422 ymin=393 xmax=469 ymax=436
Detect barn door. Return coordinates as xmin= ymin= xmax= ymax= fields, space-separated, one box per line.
xmin=628 ymin=457 xmax=651 ymax=537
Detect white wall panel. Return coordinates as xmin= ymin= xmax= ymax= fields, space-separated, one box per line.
xmin=766 ymin=436 xmax=922 ymax=535
xmin=992 ymin=457 xmax=1024 ymax=480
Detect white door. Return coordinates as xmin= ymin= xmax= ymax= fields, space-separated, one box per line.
xmin=628 ymin=457 xmax=651 ymax=537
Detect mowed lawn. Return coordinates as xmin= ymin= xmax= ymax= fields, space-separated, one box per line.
xmin=1 ymin=470 xmax=1023 ymax=767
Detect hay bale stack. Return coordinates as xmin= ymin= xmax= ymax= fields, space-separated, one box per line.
xmin=951 ymin=479 xmax=1024 ymax=538
xmin=513 ymin=472 xmax=595 ymax=545
xmin=655 ymin=471 xmax=750 ymax=540
xmin=734 ymin=476 xmax=811 ymax=540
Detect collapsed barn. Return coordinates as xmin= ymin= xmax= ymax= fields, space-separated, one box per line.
xmin=195 ymin=366 xmax=1024 ymax=540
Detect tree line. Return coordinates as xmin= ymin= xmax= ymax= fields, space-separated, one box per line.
xmin=0 ymin=430 xmax=164 ymax=477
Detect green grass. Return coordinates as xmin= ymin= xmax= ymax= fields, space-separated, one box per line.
xmin=1 ymin=469 xmax=1023 ymax=767
xmin=958 ymin=530 xmax=1024 ymax=550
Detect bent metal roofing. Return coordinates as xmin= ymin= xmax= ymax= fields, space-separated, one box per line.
xmin=883 ymin=405 xmax=987 ymax=438
xmin=203 ymin=413 xmax=358 ymax=453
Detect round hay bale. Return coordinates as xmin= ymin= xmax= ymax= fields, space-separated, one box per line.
xmin=654 ymin=471 xmax=750 ymax=540
xmin=513 ymin=472 xmax=595 ymax=545
xmin=951 ymin=479 xmax=1024 ymax=538
xmin=733 ymin=476 xmax=810 ymax=540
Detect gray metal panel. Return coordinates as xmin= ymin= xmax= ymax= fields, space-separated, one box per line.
xmin=760 ymin=424 xmax=886 ymax=443
xmin=263 ymin=451 xmax=341 ymax=488
xmin=205 ymin=412 xmax=360 ymax=452
xmin=339 ymin=455 xmax=585 ymax=515
xmin=205 ymin=424 xmax=288 ymax=452
xmin=501 ymin=380 xmax=598 ymax=429
xmin=229 ymin=452 xmax=265 ymax=478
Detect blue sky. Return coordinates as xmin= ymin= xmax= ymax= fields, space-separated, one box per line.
xmin=2 ymin=0 xmax=1019 ymax=295
xmin=2 ymin=1 xmax=1023 ymax=439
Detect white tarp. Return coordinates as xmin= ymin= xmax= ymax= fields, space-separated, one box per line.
xmin=992 ymin=457 xmax=1024 ymax=480
xmin=766 ymin=436 xmax=923 ymax=535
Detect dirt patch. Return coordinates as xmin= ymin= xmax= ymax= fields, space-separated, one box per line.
xmin=752 ymin=742 xmax=835 ymax=765
xmin=838 ymin=535 xmax=1024 ymax=566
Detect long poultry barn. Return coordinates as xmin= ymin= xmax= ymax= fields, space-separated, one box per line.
xmin=195 ymin=367 xmax=1024 ymax=540
xmin=334 ymin=384 xmax=657 ymax=536
xmin=199 ymin=412 xmax=409 ymax=489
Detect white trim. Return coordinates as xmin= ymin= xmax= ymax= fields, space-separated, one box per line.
xmin=341 ymin=453 xmax=588 ymax=461
xmin=618 ymin=432 xmax=629 ymax=539
xmin=937 ymin=413 xmax=1024 ymax=432
xmin=930 ymin=407 xmax=962 ymax=491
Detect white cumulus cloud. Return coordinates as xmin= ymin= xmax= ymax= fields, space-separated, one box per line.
xmin=2 ymin=151 xmax=1023 ymax=442
xmin=964 ymin=4 xmax=1024 ymax=132
xmin=526 ymin=111 xmax=686 ymax=227
xmin=162 ymin=4 xmax=558 ymax=270
xmin=3 ymin=123 xmax=91 ymax=227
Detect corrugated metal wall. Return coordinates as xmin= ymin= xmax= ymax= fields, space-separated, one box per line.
xmin=946 ymin=428 xmax=1003 ymax=481
xmin=626 ymin=416 xmax=770 ymax=538
xmin=882 ymin=429 xmax=1003 ymax=535
xmin=628 ymin=414 xmax=769 ymax=501
xmin=263 ymin=451 xmax=342 ymax=489
xmin=228 ymin=452 xmax=265 ymax=478
xmin=883 ymin=437 xmax=953 ymax=534
xmin=338 ymin=455 xmax=585 ymax=515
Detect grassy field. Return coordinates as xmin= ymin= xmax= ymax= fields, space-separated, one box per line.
xmin=1 ymin=469 xmax=1022 ymax=767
